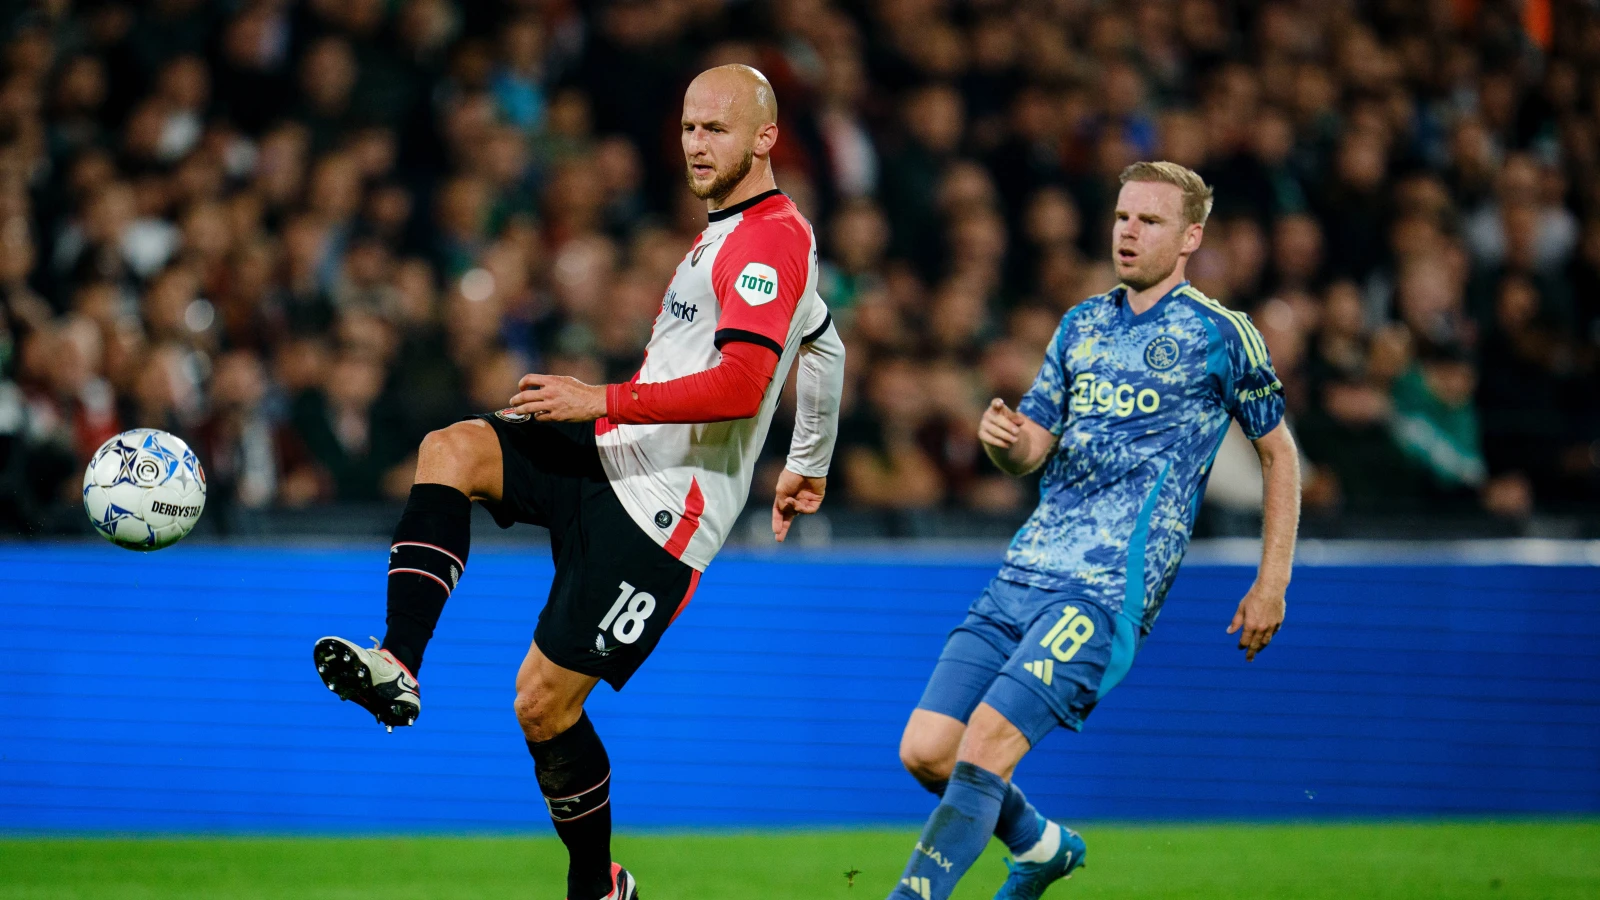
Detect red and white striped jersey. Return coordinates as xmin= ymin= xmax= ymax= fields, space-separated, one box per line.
xmin=595 ymin=190 xmax=832 ymax=571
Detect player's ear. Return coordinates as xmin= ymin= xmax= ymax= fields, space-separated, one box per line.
xmin=1182 ymin=222 xmax=1204 ymax=255
xmin=752 ymin=121 xmax=779 ymax=158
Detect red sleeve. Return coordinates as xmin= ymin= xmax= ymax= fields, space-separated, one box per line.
xmin=711 ymin=213 xmax=811 ymax=355
xmin=605 ymin=341 xmax=780 ymax=425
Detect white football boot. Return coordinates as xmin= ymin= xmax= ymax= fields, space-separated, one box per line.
xmin=313 ymin=636 xmax=420 ymax=731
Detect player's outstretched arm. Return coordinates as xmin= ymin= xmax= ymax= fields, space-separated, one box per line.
xmin=979 ymin=398 xmax=1055 ymax=476
xmin=774 ymin=321 xmax=844 ymax=542
xmin=1228 ymin=421 xmax=1300 ymax=661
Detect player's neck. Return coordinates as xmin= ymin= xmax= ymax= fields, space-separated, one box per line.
xmin=707 ymin=165 xmax=778 ymax=214
xmin=1125 ymin=266 xmax=1188 ymax=314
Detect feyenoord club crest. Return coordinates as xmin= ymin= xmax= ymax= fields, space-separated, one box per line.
xmin=495 ymin=408 xmax=531 ymax=423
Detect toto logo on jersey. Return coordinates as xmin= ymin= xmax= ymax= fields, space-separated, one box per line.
xmin=1144 ymin=335 xmax=1181 ymax=371
xmin=735 ymin=262 xmax=779 ymax=306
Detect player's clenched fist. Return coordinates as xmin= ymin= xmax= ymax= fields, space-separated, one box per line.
xmin=978 ymin=398 xmax=1025 ymax=448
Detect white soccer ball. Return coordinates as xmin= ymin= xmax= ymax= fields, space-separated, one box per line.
xmin=82 ymin=429 xmax=207 ymax=551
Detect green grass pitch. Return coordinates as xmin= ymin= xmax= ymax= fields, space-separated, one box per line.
xmin=2 ymin=821 xmax=1595 ymax=899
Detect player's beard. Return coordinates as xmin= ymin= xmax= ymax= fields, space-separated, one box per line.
xmin=1121 ymin=256 xmax=1179 ymax=291
xmin=1118 ymin=244 xmax=1183 ymax=291
xmin=687 ymin=149 xmax=754 ymax=204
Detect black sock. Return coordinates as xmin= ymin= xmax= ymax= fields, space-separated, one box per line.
xmin=381 ymin=483 xmax=471 ymax=676
xmin=527 ymin=712 xmax=613 ymax=900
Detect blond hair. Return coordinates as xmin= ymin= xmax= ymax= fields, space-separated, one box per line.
xmin=1119 ymin=161 xmax=1214 ymax=226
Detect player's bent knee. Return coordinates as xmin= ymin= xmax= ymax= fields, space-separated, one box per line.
xmin=900 ymin=747 xmax=954 ymax=789
xmin=511 ymin=687 xmax=556 ymax=739
xmin=899 ymin=710 xmax=963 ymax=788
xmin=512 ymin=685 xmax=583 ymax=742
xmin=419 ymin=421 xmax=489 ymax=465
xmin=417 ymin=420 xmax=498 ymax=495
xmin=899 ymin=734 xmax=955 ymax=788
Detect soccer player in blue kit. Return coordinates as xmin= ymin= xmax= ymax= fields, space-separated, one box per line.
xmin=886 ymin=162 xmax=1302 ymax=900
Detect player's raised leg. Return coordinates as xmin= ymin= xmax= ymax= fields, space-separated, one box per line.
xmin=313 ymin=419 xmax=502 ymax=729
xmin=515 ymin=639 xmax=637 ymax=900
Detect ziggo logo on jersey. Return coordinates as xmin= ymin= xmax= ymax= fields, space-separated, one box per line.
xmin=1071 ymin=373 xmax=1160 ymax=417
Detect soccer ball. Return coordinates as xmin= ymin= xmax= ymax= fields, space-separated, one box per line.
xmin=82 ymin=429 xmax=207 ymax=551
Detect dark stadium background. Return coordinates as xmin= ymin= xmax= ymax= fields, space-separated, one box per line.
xmin=0 ymin=0 xmax=1597 ymax=541
xmin=0 ymin=2 xmax=1597 ymax=898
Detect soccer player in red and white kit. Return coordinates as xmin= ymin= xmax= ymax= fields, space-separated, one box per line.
xmin=312 ymin=65 xmax=844 ymax=900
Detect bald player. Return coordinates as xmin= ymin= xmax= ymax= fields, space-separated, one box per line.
xmin=312 ymin=65 xmax=845 ymax=900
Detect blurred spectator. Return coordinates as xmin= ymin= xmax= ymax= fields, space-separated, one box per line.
xmin=291 ymin=349 xmax=408 ymax=503
xmin=195 ymin=350 xmax=321 ymax=514
xmin=1390 ymin=344 xmax=1487 ymax=498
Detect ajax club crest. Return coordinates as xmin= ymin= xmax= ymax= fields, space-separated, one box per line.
xmin=1144 ymin=335 xmax=1181 ymax=371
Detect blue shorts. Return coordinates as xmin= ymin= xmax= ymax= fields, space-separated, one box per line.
xmin=916 ymin=578 xmax=1143 ymax=745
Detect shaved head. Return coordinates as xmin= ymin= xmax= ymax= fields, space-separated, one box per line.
xmin=687 ymin=64 xmax=778 ymax=127
xmin=681 ymin=65 xmax=781 ymax=207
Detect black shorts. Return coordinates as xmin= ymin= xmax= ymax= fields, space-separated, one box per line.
xmin=474 ymin=410 xmax=699 ymax=690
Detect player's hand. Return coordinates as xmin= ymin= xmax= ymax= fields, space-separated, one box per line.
xmin=1227 ymin=579 xmax=1286 ymax=662
xmin=509 ymin=374 xmax=608 ymax=422
xmin=978 ymin=398 xmax=1026 ymax=449
xmin=772 ymin=468 xmax=826 ymax=542
xmin=972 ymin=395 xmax=1024 ymax=448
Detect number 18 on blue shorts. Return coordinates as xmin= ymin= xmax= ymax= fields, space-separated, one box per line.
xmin=916 ymin=578 xmax=1142 ymax=745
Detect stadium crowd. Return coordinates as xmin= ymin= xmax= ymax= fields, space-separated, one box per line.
xmin=1 ymin=0 xmax=1598 ymax=536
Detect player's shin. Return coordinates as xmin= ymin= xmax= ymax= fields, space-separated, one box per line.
xmin=527 ymin=712 xmax=614 ymax=900
xmin=920 ymin=778 xmax=1046 ymax=857
xmin=890 ymin=762 xmax=1008 ymax=900
xmin=381 ymin=483 xmax=471 ymax=675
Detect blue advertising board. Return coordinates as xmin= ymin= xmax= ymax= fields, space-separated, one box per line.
xmin=1 ymin=543 xmax=1595 ymax=831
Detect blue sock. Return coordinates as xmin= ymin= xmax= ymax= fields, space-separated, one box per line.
xmin=994 ymin=782 xmax=1045 ymax=854
xmin=923 ymin=778 xmax=1045 ymax=856
xmin=889 ymin=762 xmax=1008 ymax=900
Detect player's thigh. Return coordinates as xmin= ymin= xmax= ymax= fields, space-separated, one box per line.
xmin=982 ymin=598 xmax=1125 ymax=747
xmin=513 ymin=638 xmax=602 ymax=741
xmin=533 ymin=482 xmax=699 ymax=692
xmin=914 ymin=580 xmax=1025 ymax=726
xmin=471 ymin=411 xmax=604 ymax=533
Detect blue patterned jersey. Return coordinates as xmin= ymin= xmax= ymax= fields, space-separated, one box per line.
xmin=1001 ymin=281 xmax=1284 ymax=633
